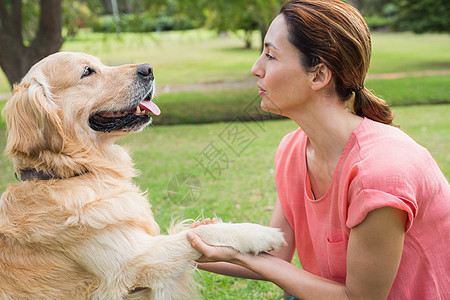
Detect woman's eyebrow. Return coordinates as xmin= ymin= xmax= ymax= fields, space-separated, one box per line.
xmin=264 ymin=42 xmax=278 ymax=50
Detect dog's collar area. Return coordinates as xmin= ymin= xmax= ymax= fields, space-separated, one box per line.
xmin=15 ymin=168 xmax=87 ymax=181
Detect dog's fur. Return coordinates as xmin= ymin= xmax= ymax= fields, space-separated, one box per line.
xmin=0 ymin=52 xmax=285 ymax=299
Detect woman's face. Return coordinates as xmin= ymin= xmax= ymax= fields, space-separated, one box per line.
xmin=251 ymin=15 xmax=313 ymax=117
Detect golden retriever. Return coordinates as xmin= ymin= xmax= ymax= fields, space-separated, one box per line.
xmin=0 ymin=52 xmax=285 ymax=299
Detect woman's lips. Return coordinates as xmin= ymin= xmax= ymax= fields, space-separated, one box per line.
xmin=257 ymin=84 xmax=266 ymax=96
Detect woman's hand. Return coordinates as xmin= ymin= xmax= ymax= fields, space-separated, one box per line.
xmin=187 ymin=231 xmax=242 ymax=263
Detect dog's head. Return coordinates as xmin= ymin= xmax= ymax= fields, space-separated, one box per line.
xmin=3 ymin=52 xmax=160 ymax=175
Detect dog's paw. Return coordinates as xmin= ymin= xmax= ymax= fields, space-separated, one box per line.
xmin=193 ymin=223 xmax=286 ymax=255
xmin=228 ymin=223 xmax=286 ymax=254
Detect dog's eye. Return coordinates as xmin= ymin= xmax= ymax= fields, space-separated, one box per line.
xmin=81 ymin=66 xmax=95 ymax=78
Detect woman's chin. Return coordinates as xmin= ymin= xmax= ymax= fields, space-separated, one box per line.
xmin=261 ymin=98 xmax=282 ymax=115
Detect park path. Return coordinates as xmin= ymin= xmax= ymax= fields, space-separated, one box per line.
xmin=1 ymin=69 xmax=449 ymax=99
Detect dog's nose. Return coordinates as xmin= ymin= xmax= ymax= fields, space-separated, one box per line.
xmin=137 ymin=64 xmax=154 ymax=81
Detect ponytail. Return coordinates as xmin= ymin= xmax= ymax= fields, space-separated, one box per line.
xmin=353 ymin=87 xmax=398 ymax=127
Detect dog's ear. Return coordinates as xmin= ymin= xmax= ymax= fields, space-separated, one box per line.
xmin=3 ymin=77 xmax=65 ymax=158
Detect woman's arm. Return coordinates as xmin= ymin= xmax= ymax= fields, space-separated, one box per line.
xmin=192 ymin=199 xmax=296 ymax=279
xmin=188 ymin=206 xmax=407 ymax=300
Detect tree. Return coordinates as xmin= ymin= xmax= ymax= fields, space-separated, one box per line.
xmin=393 ymin=0 xmax=450 ymax=33
xmin=63 ymin=1 xmax=94 ymax=39
xmin=348 ymin=0 xmax=392 ymax=16
xmin=202 ymin=1 xmax=259 ymax=49
xmin=176 ymin=0 xmax=284 ymax=50
xmin=0 ymin=0 xmax=63 ymax=89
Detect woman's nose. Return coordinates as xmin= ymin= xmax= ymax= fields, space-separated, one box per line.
xmin=251 ymin=55 xmax=264 ymax=78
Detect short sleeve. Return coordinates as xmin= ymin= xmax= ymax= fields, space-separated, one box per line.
xmin=347 ymin=189 xmax=418 ymax=232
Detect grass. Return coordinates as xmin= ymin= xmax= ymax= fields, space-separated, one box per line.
xmin=1 ymin=105 xmax=447 ymax=221
xmin=0 ymin=27 xmax=449 ymax=298
xmin=152 ymin=74 xmax=450 ymax=125
xmin=0 ymin=30 xmax=258 ymax=93
xmin=0 ymin=104 xmax=448 ymax=298
xmin=366 ymin=75 xmax=450 ymax=105
xmin=1 ymin=74 xmax=449 ymax=127
xmin=1 ymin=30 xmax=449 ymax=93
xmin=369 ymin=32 xmax=450 ymax=74
xmin=116 ymin=104 xmax=450 ymax=225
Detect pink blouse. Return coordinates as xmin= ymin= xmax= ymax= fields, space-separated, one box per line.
xmin=275 ymin=118 xmax=450 ymax=299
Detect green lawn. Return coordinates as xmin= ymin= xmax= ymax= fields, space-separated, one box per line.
xmin=1 ymin=30 xmax=449 ymax=93
xmin=151 ymin=74 xmax=450 ymax=125
xmin=1 ymin=104 xmax=448 ymax=220
xmin=0 ymin=27 xmax=449 ymax=298
xmin=0 ymin=101 xmax=448 ymax=298
xmin=369 ymin=32 xmax=450 ymax=74
xmin=366 ymin=75 xmax=450 ymax=106
xmin=1 ymin=74 xmax=449 ymax=127
xmin=99 ymin=104 xmax=450 ymax=298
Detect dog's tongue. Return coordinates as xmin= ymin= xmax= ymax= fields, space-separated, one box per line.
xmin=139 ymin=100 xmax=161 ymax=116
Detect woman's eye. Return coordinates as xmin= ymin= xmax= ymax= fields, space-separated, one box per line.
xmin=265 ymin=53 xmax=275 ymax=61
xmin=81 ymin=66 xmax=95 ymax=78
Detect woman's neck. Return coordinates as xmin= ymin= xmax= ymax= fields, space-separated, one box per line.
xmin=291 ymin=96 xmax=363 ymax=164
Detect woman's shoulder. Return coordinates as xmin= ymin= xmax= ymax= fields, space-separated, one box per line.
xmin=279 ymin=127 xmax=305 ymax=147
xmin=353 ymin=118 xmax=429 ymax=163
xmin=275 ymin=127 xmax=306 ymax=164
xmin=349 ymin=118 xmax=444 ymax=189
xmin=355 ymin=118 xmax=416 ymax=143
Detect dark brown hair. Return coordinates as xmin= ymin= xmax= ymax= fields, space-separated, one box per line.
xmin=280 ymin=0 xmax=396 ymax=126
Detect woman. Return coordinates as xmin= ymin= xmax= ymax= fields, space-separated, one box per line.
xmin=187 ymin=0 xmax=450 ymax=299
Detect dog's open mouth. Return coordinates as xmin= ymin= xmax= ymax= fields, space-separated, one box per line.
xmin=89 ymin=95 xmax=161 ymax=133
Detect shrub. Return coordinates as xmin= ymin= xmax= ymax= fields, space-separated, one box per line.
xmin=364 ymin=16 xmax=393 ymax=31
xmin=92 ymin=14 xmax=195 ymax=33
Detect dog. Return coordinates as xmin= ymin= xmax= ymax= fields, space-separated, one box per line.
xmin=0 ymin=52 xmax=285 ymax=299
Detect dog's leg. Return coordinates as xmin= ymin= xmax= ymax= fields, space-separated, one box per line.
xmin=132 ymin=223 xmax=285 ymax=299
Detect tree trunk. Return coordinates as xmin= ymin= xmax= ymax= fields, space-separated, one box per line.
xmin=243 ymin=30 xmax=252 ymax=49
xmin=0 ymin=0 xmax=63 ymax=89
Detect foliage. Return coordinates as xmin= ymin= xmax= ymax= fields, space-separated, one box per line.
xmin=176 ymin=0 xmax=284 ymax=49
xmin=350 ymin=0 xmax=393 ymax=17
xmin=0 ymin=0 xmax=63 ymax=87
xmin=92 ymin=13 xmax=194 ymax=33
xmin=392 ymin=0 xmax=450 ymax=33
xmin=352 ymin=0 xmax=450 ymax=33
xmin=62 ymin=0 xmax=94 ymax=39
xmin=20 ymin=0 xmax=40 ymax=46
xmin=4 ymin=0 xmax=93 ymax=43
xmin=364 ymin=16 xmax=393 ymax=31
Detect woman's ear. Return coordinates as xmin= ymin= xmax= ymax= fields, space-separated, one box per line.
xmin=311 ymin=63 xmax=332 ymax=91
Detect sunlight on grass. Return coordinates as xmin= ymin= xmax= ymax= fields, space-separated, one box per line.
xmin=1 ymin=30 xmax=449 ymax=93
xmin=0 ymin=27 xmax=449 ymax=299
xmin=370 ymin=32 xmax=450 ymax=74
xmin=0 ymin=104 xmax=448 ymax=298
